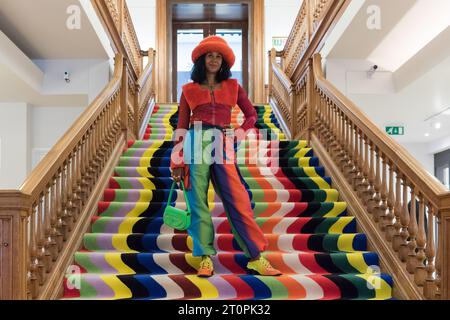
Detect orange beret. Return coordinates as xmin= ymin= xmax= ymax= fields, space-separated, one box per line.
xmin=191 ymin=35 xmax=235 ymax=68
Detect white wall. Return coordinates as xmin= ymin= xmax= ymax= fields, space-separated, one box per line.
xmin=264 ymin=0 xmax=303 ymax=83
xmin=126 ymin=0 xmax=156 ymax=50
xmin=0 ymin=103 xmax=86 ymax=189
xmin=30 ymin=106 xmax=86 ymax=169
xmin=0 ymin=103 xmax=31 ymax=189
xmin=33 ymin=59 xmax=110 ymax=104
xmin=402 ymin=143 xmax=434 ymax=174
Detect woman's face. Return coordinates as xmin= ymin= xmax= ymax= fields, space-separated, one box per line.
xmin=205 ymin=52 xmax=223 ymax=74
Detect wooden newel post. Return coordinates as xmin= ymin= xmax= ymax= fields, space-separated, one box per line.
xmin=306 ymin=56 xmax=316 ymax=144
xmin=120 ymin=57 xmax=129 ymax=140
xmin=0 ymin=191 xmax=31 ymax=299
xmin=268 ymin=48 xmax=276 ymax=100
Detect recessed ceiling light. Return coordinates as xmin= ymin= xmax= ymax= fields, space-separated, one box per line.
xmin=435 ymin=122 xmax=442 ymax=129
xmin=425 ymin=133 xmax=430 ymax=137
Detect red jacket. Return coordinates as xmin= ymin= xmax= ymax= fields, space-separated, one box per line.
xmin=170 ymin=79 xmax=258 ymax=189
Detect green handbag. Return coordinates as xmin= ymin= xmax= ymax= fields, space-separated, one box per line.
xmin=163 ymin=179 xmax=191 ymax=230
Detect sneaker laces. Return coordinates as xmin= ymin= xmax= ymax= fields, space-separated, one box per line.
xmin=259 ymin=256 xmax=275 ymax=270
xmin=200 ymin=257 xmax=212 ymax=269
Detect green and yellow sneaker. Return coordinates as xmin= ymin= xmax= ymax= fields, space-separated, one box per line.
xmin=246 ymin=255 xmax=282 ymax=276
xmin=197 ymin=256 xmax=214 ymax=277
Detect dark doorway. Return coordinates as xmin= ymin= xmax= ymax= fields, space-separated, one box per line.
xmin=171 ymin=3 xmax=249 ymax=102
xmin=435 ymin=149 xmax=450 ymax=189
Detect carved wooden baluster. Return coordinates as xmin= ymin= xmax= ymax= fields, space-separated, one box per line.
xmin=107 ymin=104 xmax=115 ymax=154
xmin=43 ymin=184 xmax=52 ymax=274
xmin=366 ymin=141 xmax=376 ymax=214
xmin=324 ymin=98 xmax=332 ymax=152
xmin=322 ymin=94 xmax=329 ymax=142
xmin=345 ymin=122 xmax=354 ymax=181
xmin=406 ymin=186 xmax=418 ymax=273
xmin=435 ymin=210 xmax=441 ymax=299
xmin=399 ymin=177 xmax=410 ymax=262
xmin=66 ymin=156 xmax=74 ymax=232
xmin=424 ymin=205 xmax=437 ymax=299
xmin=49 ymin=178 xmax=58 ymax=261
xmin=340 ymin=116 xmax=349 ymax=174
xmin=328 ymin=103 xmax=335 ymax=156
xmin=107 ymin=105 xmax=115 ymax=154
xmin=55 ymin=170 xmax=63 ymax=252
xmin=36 ymin=194 xmax=45 ymax=285
xmin=75 ymin=142 xmax=84 ymax=210
xmin=393 ymin=166 xmax=403 ymax=251
xmin=349 ymin=124 xmax=358 ymax=190
xmin=29 ymin=202 xmax=39 ymax=298
xmin=79 ymin=137 xmax=88 ymax=207
xmin=101 ymin=110 xmax=109 ymax=165
xmin=96 ymin=117 xmax=104 ymax=176
xmin=372 ymin=148 xmax=382 ymax=223
xmin=355 ymin=129 xmax=365 ymax=197
xmin=96 ymin=117 xmax=103 ymax=177
xmin=86 ymin=129 xmax=95 ymax=196
xmin=361 ymin=135 xmax=371 ymax=204
xmin=60 ymin=161 xmax=68 ymax=240
xmin=385 ymin=159 xmax=396 ymax=241
xmin=330 ymin=104 xmax=338 ymax=160
xmin=414 ymin=195 xmax=427 ymax=286
xmin=70 ymin=148 xmax=80 ymax=224
xmin=378 ymin=153 xmax=388 ymax=231
xmin=336 ymin=110 xmax=345 ymax=169
xmin=317 ymin=94 xmax=325 ymax=140
xmin=92 ymin=121 xmax=101 ymax=182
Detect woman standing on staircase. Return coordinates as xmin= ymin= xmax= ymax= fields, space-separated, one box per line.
xmin=170 ymin=35 xmax=281 ymax=277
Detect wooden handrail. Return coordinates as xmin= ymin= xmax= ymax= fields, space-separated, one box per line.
xmin=0 ymin=0 xmax=156 ymax=300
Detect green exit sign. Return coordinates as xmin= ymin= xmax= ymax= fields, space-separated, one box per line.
xmin=385 ymin=126 xmax=405 ymax=135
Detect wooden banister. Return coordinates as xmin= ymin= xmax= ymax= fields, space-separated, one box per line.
xmin=267 ymin=0 xmax=450 ymax=299
xmin=0 ymin=0 xmax=156 ymax=300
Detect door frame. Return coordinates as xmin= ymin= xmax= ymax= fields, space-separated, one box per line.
xmin=172 ymin=21 xmax=249 ymax=102
xmin=156 ymin=0 xmax=265 ymax=103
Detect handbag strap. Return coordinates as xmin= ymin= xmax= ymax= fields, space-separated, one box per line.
xmin=179 ymin=179 xmax=191 ymax=214
xmin=166 ymin=179 xmax=191 ymax=214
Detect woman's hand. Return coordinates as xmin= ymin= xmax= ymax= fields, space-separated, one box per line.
xmin=171 ymin=167 xmax=184 ymax=183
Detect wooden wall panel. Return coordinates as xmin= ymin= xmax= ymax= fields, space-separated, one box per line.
xmin=158 ymin=0 xmax=265 ymax=103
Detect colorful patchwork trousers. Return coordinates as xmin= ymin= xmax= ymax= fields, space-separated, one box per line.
xmin=183 ymin=124 xmax=268 ymax=259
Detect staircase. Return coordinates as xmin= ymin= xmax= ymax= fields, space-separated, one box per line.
xmin=62 ymin=103 xmax=394 ymax=300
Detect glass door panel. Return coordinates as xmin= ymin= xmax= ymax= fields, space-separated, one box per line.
xmin=176 ymin=29 xmax=204 ymax=101
xmin=215 ymin=29 xmax=243 ymax=87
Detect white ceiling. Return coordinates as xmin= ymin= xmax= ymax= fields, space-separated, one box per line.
xmin=324 ymin=0 xmax=450 ymax=145
xmin=327 ymin=0 xmax=417 ymax=60
xmin=0 ymin=0 xmax=108 ymax=59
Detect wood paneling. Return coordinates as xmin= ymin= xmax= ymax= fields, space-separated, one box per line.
xmin=159 ymin=0 xmax=265 ymax=103
xmin=251 ymin=0 xmax=265 ymax=103
xmin=156 ymin=0 xmax=169 ymax=103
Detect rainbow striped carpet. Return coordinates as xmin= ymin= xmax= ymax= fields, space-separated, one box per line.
xmin=62 ymin=103 xmax=394 ymax=300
